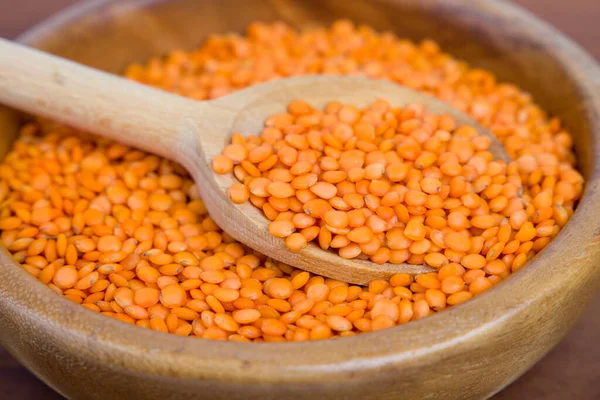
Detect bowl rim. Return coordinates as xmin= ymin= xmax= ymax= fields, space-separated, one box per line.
xmin=2 ymin=0 xmax=600 ymax=383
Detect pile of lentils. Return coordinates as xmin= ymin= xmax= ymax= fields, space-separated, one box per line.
xmin=0 ymin=21 xmax=583 ymax=341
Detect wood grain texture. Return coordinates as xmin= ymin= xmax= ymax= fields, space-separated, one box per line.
xmin=0 ymin=0 xmax=599 ymax=399
xmin=0 ymin=38 xmax=199 ymax=162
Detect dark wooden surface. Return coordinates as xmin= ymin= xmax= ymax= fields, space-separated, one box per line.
xmin=0 ymin=0 xmax=599 ymax=399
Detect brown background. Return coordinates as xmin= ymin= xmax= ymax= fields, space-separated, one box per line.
xmin=0 ymin=0 xmax=598 ymax=399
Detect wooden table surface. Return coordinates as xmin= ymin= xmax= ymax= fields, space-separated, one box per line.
xmin=0 ymin=0 xmax=599 ymax=399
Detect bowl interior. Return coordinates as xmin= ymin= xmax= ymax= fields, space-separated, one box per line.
xmin=4 ymin=0 xmax=599 ymax=361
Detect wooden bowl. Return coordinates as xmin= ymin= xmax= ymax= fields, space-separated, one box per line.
xmin=1 ymin=1 xmax=599 ymax=399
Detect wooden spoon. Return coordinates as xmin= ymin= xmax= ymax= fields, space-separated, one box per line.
xmin=0 ymin=39 xmax=511 ymax=284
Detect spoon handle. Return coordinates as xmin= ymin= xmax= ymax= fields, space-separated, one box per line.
xmin=0 ymin=39 xmax=197 ymax=161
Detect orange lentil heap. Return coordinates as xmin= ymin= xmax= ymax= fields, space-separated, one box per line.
xmin=214 ymin=100 xmax=534 ymax=267
xmin=0 ymin=20 xmax=584 ymax=342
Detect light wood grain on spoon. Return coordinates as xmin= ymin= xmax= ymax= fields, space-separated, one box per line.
xmin=0 ymin=39 xmax=511 ymax=284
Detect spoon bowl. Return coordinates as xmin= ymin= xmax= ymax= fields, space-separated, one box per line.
xmin=197 ymin=75 xmax=511 ymax=283
xmin=0 ymin=39 xmax=510 ymax=284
